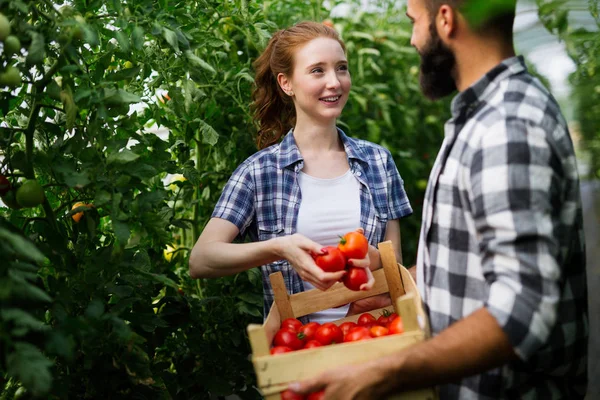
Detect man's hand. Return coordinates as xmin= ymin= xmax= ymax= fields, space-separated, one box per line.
xmin=288 ymin=359 xmax=394 ymax=400
xmin=346 ymin=293 xmax=392 ymax=316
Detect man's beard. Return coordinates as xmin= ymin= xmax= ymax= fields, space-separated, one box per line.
xmin=418 ymin=23 xmax=457 ymax=100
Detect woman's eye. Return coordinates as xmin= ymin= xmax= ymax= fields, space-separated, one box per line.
xmin=338 ymin=65 xmax=348 ymax=71
xmin=311 ymin=68 xmax=323 ymax=73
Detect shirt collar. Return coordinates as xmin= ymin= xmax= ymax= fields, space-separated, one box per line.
xmin=450 ymin=55 xmax=527 ymax=119
xmin=277 ymin=127 xmax=369 ymax=169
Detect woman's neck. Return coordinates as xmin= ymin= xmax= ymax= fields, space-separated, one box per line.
xmin=293 ymin=119 xmax=342 ymax=154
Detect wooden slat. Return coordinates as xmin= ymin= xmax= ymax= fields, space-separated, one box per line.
xmin=263 ymin=303 xmax=282 ymax=346
xmin=253 ymin=331 xmax=424 ymax=388
xmin=379 ymin=241 xmax=406 ymax=308
xmin=247 ymin=324 xmax=270 ymax=357
xmin=396 ymin=294 xmax=420 ymax=332
xmin=290 ymin=268 xmax=389 ymax=317
xmin=269 ymin=272 xmax=295 ymax=321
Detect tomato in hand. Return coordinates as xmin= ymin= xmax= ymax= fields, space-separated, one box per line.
xmin=342 ymin=267 xmax=369 ymax=291
xmin=339 ymin=321 xmax=357 ymax=336
xmin=369 ymin=325 xmax=389 ymax=338
xmin=281 ymin=389 xmax=306 ymax=400
xmin=298 ymin=322 xmax=320 ymax=341
xmin=270 ymin=346 xmax=294 ymax=355
xmin=343 ymin=326 xmax=371 ymax=342
xmin=388 ymin=316 xmax=404 ymax=335
xmin=338 ymin=231 xmax=368 ymax=259
xmin=302 ymin=339 xmax=323 ymax=349
xmin=307 ymin=390 xmax=325 ymax=400
xmin=274 ymin=328 xmax=305 ymax=350
xmin=357 ymin=312 xmax=376 ymax=327
xmin=313 ymin=246 xmax=346 ymax=272
xmin=377 ymin=310 xmax=398 ymax=326
xmin=314 ymin=322 xmax=343 ymax=345
xmin=281 ymin=318 xmax=303 ymax=332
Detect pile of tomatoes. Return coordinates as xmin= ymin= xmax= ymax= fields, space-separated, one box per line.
xmin=313 ymin=231 xmax=370 ymax=291
xmin=273 ymin=311 xmax=404 ymax=399
xmin=271 ymin=310 xmax=404 ymax=354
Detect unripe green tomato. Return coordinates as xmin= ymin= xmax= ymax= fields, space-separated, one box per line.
xmin=1 ymin=189 xmax=21 ymax=210
xmin=4 ymin=35 xmax=21 ymax=55
xmin=16 ymin=179 xmax=45 ymax=208
xmin=0 ymin=13 xmax=10 ymax=41
xmin=0 ymin=66 xmax=21 ymax=88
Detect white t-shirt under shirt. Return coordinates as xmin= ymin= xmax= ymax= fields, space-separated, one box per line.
xmin=296 ymin=169 xmax=361 ymax=324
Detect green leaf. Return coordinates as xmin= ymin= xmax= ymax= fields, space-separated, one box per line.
xmin=185 ymin=50 xmax=216 ymax=74
xmin=94 ymin=190 xmax=111 ymax=206
xmin=133 ymin=268 xmax=179 ymax=289
xmin=1 ymin=309 xmax=50 ymax=336
xmin=115 ymin=30 xmax=130 ymax=52
xmin=113 ymin=220 xmax=131 ymax=244
xmin=103 ymin=88 xmax=142 ymax=105
xmin=26 ymin=32 xmax=45 ymax=65
xmin=7 ymin=342 xmax=53 ymax=396
xmin=107 ymin=149 xmax=140 ymax=164
xmin=0 ymin=228 xmax=45 ymax=263
xmin=196 ymin=118 xmax=219 ymax=145
xmin=132 ymin=26 xmax=145 ymax=50
xmin=163 ymin=28 xmax=179 ymax=52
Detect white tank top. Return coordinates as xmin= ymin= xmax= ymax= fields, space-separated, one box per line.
xmin=296 ymin=169 xmax=361 ymax=324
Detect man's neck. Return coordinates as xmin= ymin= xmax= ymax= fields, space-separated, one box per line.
xmin=453 ymin=38 xmax=515 ymax=92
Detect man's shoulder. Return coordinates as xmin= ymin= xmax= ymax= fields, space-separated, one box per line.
xmin=491 ymin=71 xmax=564 ymax=126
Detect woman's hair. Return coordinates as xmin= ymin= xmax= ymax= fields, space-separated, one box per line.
xmin=251 ymin=21 xmax=346 ymax=149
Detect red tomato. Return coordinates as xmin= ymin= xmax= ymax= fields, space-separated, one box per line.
xmin=270 ymin=346 xmax=294 ymax=355
xmin=314 ymin=322 xmax=343 ymax=345
xmin=339 ymin=321 xmax=357 ymax=336
xmin=281 ymin=389 xmax=306 ymax=400
xmin=377 ymin=310 xmax=398 ymax=326
xmin=343 ymin=326 xmax=371 ymax=342
xmin=302 ymin=339 xmax=323 ymax=349
xmin=338 ymin=231 xmax=368 ymax=259
xmin=274 ymin=328 xmax=305 ymax=350
xmin=357 ymin=313 xmax=376 ymax=326
xmin=313 ymin=246 xmax=346 ymax=272
xmin=281 ymin=318 xmax=303 ymax=332
xmin=307 ymin=390 xmax=325 ymax=400
xmin=369 ymin=325 xmax=389 ymax=338
xmin=0 ymin=175 xmax=10 ymax=196
xmin=388 ymin=316 xmax=404 ymax=335
xmin=298 ymin=322 xmax=320 ymax=341
xmin=342 ymin=267 xmax=369 ymax=291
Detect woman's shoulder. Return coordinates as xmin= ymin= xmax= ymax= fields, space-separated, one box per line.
xmin=234 ymin=143 xmax=282 ymax=175
xmin=342 ymin=133 xmax=394 ymax=160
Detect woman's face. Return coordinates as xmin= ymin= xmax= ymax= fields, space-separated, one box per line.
xmin=279 ymin=37 xmax=351 ymax=125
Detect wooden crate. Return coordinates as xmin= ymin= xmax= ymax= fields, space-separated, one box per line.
xmin=246 ymin=241 xmax=437 ymax=400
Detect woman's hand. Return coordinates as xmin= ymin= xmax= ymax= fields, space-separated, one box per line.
xmin=277 ymin=234 xmax=346 ymax=291
xmin=345 ymin=228 xmax=375 ymax=291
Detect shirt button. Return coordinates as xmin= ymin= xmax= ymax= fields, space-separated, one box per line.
xmin=356 ymin=171 xmax=362 ymax=176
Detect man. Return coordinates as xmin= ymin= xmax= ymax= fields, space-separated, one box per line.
xmin=290 ymin=0 xmax=588 ymax=398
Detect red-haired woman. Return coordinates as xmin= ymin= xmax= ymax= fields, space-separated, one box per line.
xmin=189 ymin=21 xmax=412 ymax=323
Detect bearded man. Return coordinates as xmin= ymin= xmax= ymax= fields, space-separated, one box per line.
xmin=290 ymin=0 xmax=588 ymax=398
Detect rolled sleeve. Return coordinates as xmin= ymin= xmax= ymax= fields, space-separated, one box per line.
xmin=385 ymin=151 xmax=413 ymax=219
xmin=468 ymin=119 xmax=562 ymax=360
xmin=212 ymin=163 xmax=255 ymax=236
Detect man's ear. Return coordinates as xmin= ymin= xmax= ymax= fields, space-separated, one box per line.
xmin=277 ymin=73 xmax=292 ymax=96
xmin=437 ymin=4 xmax=458 ymax=40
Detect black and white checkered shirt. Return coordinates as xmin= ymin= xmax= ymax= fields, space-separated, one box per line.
xmin=416 ymin=56 xmax=588 ymax=399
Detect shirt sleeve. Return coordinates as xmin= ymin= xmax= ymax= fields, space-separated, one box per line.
xmin=385 ymin=149 xmax=413 ymax=220
xmin=468 ymin=118 xmax=562 ymax=361
xmin=211 ymin=162 xmax=255 ymax=237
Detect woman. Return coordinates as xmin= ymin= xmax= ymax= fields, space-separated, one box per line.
xmin=189 ymin=21 xmax=412 ymax=323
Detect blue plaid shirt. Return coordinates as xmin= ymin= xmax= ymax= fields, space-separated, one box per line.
xmin=213 ymin=128 xmax=412 ymax=317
